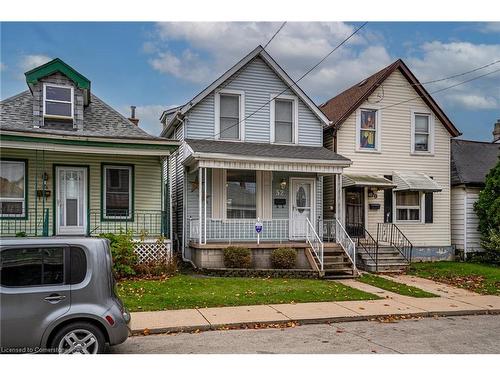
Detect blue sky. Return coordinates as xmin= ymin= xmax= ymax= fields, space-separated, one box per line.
xmin=1 ymin=22 xmax=499 ymax=140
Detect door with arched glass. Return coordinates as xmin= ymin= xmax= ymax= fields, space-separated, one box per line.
xmin=289 ymin=178 xmax=315 ymax=239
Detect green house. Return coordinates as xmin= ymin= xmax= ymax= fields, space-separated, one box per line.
xmin=0 ymin=58 xmax=178 ymax=253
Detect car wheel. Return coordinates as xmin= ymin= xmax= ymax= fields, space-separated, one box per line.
xmin=52 ymin=322 xmax=106 ymax=354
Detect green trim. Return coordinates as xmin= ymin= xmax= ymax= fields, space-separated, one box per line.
xmin=1 ymin=134 xmax=178 ymax=152
xmin=100 ymin=163 xmax=135 ymax=222
xmin=0 ymin=158 xmax=29 ymax=221
xmin=25 ymin=58 xmax=91 ymax=90
xmin=52 ymin=164 xmax=90 ymax=236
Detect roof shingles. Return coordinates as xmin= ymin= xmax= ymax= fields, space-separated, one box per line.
xmin=451 ymin=139 xmax=499 ymax=186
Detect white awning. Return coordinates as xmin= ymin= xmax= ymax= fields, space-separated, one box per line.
xmin=393 ymin=171 xmax=442 ymax=192
xmin=342 ymin=174 xmax=396 ymax=189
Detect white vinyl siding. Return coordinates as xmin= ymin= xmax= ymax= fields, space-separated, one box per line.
xmin=451 ymin=186 xmax=484 ymax=252
xmin=334 ymin=69 xmax=452 ymax=247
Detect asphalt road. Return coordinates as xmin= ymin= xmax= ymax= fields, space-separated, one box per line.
xmin=111 ymin=314 xmax=500 ymax=354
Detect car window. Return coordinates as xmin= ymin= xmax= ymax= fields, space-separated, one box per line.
xmin=69 ymin=246 xmax=87 ymax=284
xmin=0 ymin=247 xmax=64 ymax=287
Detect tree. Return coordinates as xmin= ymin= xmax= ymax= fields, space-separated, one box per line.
xmin=474 ymin=158 xmax=500 ymax=264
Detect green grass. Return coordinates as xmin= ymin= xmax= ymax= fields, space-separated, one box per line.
xmin=408 ymin=261 xmax=500 ymax=296
xmin=117 ymin=274 xmax=380 ymax=312
xmin=358 ymin=273 xmax=438 ymax=298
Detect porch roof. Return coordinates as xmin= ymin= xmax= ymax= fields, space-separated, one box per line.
xmin=342 ymin=174 xmax=395 ymax=189
xmin=184 ymin=138 xmax=351 ymax=174
xmin=393 ymin=171 xmax=442 ymax=192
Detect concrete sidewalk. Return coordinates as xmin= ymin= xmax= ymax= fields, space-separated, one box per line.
xmin=129 ymin=276 xmax=500 ymax=334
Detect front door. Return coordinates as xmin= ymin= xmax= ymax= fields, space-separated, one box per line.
xmin=345 ymin=186 xmax=365 ymax=237
xmin=290 ymin=178 xmax=315 ymax=239
xmin=56 ymin=167 xmax=87 ymax=235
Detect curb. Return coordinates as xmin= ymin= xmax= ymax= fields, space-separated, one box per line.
xmin=130 ymin=309 xmax=500 ymax=335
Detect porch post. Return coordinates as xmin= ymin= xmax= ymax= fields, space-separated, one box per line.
xmin=198 ymin=167 xmax=202 ymax=244
xmin=335 ymin=173 xmax=343 ymax=225
xmin=204 ymin=167 xmax=207 ymax=245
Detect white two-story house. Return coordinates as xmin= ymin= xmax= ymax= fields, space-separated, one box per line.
xmin=320 ymin=59 xmax=461 ymax=270
xmin=161 ymin=46 xmax=354 ymax=276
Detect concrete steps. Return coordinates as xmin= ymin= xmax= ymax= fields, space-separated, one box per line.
xmin=309 ymin=242 xmax=356 ymax=278
xmin=357 ymin=245 xmax=410 ymax=273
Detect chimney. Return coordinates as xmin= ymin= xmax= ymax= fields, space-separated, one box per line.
xmin=494 ymin=119 xmax=500 ymax=143
xmin=128 ymin=105 xmax=139 ymax=126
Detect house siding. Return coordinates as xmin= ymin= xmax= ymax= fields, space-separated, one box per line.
xmin=331 ymin=69 xmax=452 ymax=248
xmin=451 ymin=186 xmax=465 ymax=249
xmin=451 ymin=185 xmax=483 ymax=252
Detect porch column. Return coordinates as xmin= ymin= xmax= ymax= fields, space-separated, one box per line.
xmin=198 ymin=167 xmax=203 ymax=244
xmin=203 ymin=167 xmax=207 ymax=245
xmin=335 ymin=173 xmax=343 ymax=225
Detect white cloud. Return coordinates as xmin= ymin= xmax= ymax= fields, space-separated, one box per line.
xmin=480 ymin=22 xmax=500 ymax=33
xmin=120 ymin=104 xmax=179 ymax=136
xmin=407 ymin=41 xmax=500 ymax=110
xmin=20 ymin=54 xmax=51 ymax=72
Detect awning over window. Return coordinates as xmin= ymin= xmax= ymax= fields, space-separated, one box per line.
xmin=393 ymin=171 xmax=442 ymax=192
xmin=342 ymin=174 xmax=396 ymax=189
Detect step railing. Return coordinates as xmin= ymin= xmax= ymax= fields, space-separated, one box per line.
xmin=306 ymin=217 xmax=324 ymax=271
xmin=354 ymin=225 xmax=379 ymax=272
xmin=335 ymin=218 xmax=356 ymax=270
xmin=0 ymin=208 xmax=50 ymax=237
xmin=377 ymin=223 xmax=413 ymax=263
xmin=89 ymin=209 xmax=168 ymax=236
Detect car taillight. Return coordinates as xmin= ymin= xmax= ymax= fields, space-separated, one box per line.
xmin=105 ymin=315 xmax=115 ymax=326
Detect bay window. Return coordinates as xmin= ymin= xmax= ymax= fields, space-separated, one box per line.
xmin=0 ymin=160 xmax=26 ymax=217
xmin=103 ymin=165 xmax=133 ymax=219
xmin=226 ymin=170 xmax=256 ymax=219
xmin=395 ymin=191 xmax=420 ymax=222
xmin=43 ymin=84 xmax=73 ymax=119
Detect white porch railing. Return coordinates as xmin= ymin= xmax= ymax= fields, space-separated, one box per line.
xmin=334 ymin=218 xmax=356 ymax=270
xmin=306 ymin=217 xmax=324 ymax=271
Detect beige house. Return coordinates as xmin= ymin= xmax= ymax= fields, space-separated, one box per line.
xmin=320 ymin=59 xmax=461 ymax=267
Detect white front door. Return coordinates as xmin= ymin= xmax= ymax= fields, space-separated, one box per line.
xmin=56 ymin=167 xmax=87 ymax=235
xmin=290 ymin=178 xmax=315 ymax=239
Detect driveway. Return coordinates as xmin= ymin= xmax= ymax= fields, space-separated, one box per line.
xmin=111 ymin=314 xmax=500 ymax=354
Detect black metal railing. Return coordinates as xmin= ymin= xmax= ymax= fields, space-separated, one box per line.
xmin=89 ymin=209 xmax=168 ymax=237
xmin=354 ymin=225 xmax=379 ymax=271
xmin=377 ymin=223 xmax=413 ymax=263
xmin=0 ymin=208 xmax=50 ymax=237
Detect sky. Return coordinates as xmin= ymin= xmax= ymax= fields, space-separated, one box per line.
xmin=1 ymin=22 xmax=499 ymax=140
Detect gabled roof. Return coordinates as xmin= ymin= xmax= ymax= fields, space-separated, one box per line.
xmin=319 ymin=59 xmax=461 ymax=137
xmin=25 ymin=58 xmax=91 ymax=104
xmin=161 ymin=45 xmax=330 ymax=136
xmin=451 ymin=139 xmax=499 ymax=186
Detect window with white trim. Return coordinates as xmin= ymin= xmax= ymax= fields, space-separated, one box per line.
xmin=395 ymin=191 xmax=420 ymax=222
xmin=412 ymin=112 xmax=432 ymax=153
xmin=43 ymin=84 xmax=74 ymax=119
xmin=357 ymin=108 xmax=379 ymax=151
xmin=219 ymin=94 xmax=240 ymax=140
xmin=0 ymin=160 xmax=26 ymax=217
xmin=274 ymin=99 xmax=294 ymax=143
xmin=226 ymin=170 xmax=256 ymax=219
xmin=103 ymin=165 xmax=132 ymax=219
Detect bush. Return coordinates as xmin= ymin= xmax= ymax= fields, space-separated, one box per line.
xmin=100 ymin=230 xmax=138 ymax=279
xmin=223 ymin=246 xmax=252 ymax=268
xmin=133 ymin=257 xmax=178 ymax=278
xmin=270 ymin=247 xmax=297 ymax=269
xmin=474 ymin=159 xmax=500 ymax=264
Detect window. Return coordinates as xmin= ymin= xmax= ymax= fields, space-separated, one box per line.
xmin=0 ymin=160 xmax=26 ymax=217
xmin=103 ymin=165 xmax=133 ymax=219
xmin=358 ymin=109 xmax=378 ymax=150
xmin=0 ymin=247 xmax=64 ymax=287
xmin=43 ymin=84 xmax=73 ymax=118
xmin=219 ymin=94 xmax=240 ymax=140
xmin=412 ymin=112 xmax=432 ymax=153
xmin=395 ymin=191 xmax=421 ymax=222
xmin=274 ymin=99 xmax=294 ymax=143
xmin=226 ymin=170 xmax=256 ymax=219
xmin=69 ymin=246 xmax=87 ymax=284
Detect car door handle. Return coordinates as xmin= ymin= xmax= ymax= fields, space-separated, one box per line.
xmin=44 ymin=294 xmax=67 ymax=303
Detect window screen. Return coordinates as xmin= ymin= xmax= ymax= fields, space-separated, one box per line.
xmin=275 ymin=99 xmax=293 ymax=143
xmin=219 ymin=94 xmax=240 ymax=140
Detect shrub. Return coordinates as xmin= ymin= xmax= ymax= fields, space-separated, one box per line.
xmin=133 ymin=257 xmax=178 ymax=278
xmin=223 ymin=246 xmax=252 ymax=268
xmin=270 ymin=247 xmax=297 ymax=269
xmin=100 ymin=230 xmax=138 ymax=278
xmin=474 ymin=159 xmax=500 ymax=265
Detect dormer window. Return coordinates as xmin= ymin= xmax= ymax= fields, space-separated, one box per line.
xmin=43 ymin=84 xmax=74 ymax=119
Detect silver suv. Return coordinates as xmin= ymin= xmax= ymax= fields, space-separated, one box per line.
xmin=0 ymin=237 xmax=130 ymax=354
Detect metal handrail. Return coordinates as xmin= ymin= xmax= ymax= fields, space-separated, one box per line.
xmin=0 ymin=207 xmax=50 ymax=237
xmin=306 ymin=217 xmax=324 ymax=271
xmin=335 ymin=218 xmax=356 ymax=270
xmin=355 ymin=226 xmax=379 ymax=271
xmin=377 ymin=223 xmax=413 ymax=263
xmin=89 ymin=209 xmax=167 ymax=236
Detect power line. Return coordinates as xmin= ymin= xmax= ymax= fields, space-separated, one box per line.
xmin=209 ymin=21 xmax=368 ymax=140
xmin=264 ymin=22 xmax=287 ymax=49
xmin=378 ymin=67 xmax=500 ymax=111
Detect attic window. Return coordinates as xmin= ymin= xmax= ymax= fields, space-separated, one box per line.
xmin=43 ymin=84 xmax=74 ymax=119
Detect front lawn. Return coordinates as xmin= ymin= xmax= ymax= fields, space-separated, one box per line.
xmin=358 ymin=273 xmax=438 ymax=298
xmin=117 ymin=274 xmax=380 ymax=311
xmin=408 ymin=261 xmax=500 ymax=295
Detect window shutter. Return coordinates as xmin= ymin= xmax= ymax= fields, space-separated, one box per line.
xmin=383 ymin=175 xmax=393 ymax=223
xmin=211 ymin=169 xmax=224 ymax=219
xmin=425 ymin=192 xmax=433 ymax=223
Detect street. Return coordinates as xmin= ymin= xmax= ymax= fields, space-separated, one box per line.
xmin=111 ymin=314 xmax=500 ymax=354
